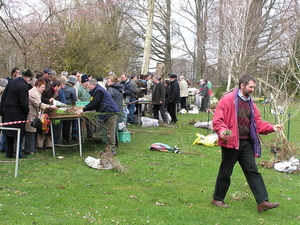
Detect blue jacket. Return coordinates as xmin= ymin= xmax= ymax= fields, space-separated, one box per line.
xmin=83 ymin=84 xmax=118 ymax=113
xmin=120 ymin=79 xmax=133 ymax=99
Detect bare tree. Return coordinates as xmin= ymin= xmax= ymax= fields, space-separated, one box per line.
xmin=141 ymin=0 xmax=155 ymax=75
xmin=123 ymin=0 xmax=173 ymax=76
xmin=0 ymin=0 xmax=67 ymax=68
xmin=172 ymin=0 xmax=209 ymax=83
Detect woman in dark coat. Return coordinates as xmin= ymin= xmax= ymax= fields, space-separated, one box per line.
xmin=1 ymin=69 xmax=34 ymax=158
xmin=107 ymin=75 xmax=124 ymax=113
xmin=107 ymin=75 xmax=124 ymax=145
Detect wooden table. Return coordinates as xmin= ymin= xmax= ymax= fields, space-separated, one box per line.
xmin=48 ymin=114 xmax=83 ymax=157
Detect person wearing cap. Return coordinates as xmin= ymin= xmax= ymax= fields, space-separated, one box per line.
xmin=43 ymin=68 xmax=53 ymax=89
xmin=62 ymin=75 xmax=77 ymax=144
xmin=96 ymin=76 xmax=106 ymax=90
xmin=167 ymin=74 xmax=180 ymax=123
xmin=0 ymin=69 xmax=34 ymax=158
xmin=78 ymin=74 xmax=91 ymax=102
xmin=78 ymin=74 xmax=94 ymax=138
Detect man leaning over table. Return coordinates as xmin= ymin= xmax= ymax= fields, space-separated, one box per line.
xmin=76 ymin=79 xmax=119 ymax=155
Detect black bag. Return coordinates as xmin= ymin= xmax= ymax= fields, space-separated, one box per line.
xmin=31 ymin=118 xmax=43 ymax=133
xmin=30 ymin=102 xmax=44 ymax=133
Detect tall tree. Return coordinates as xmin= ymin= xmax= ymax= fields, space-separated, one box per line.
xmin=0 ymin=0 xmax=65 ymax=68
xmin=141 ymin=0 xmax=155 ymax=75
xmin=172 ymin=0 xmax=209 ymax=82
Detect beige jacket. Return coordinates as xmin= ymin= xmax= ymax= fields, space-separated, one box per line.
xmin=179 ymin=79 xmax=188 ymax=97
xmin=25 ymin=86 xmax=50 ymax=132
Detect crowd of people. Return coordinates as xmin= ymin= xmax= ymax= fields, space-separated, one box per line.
xmin=0 ymin=68 xmax=283 ymax=213
xmin=0 ymin=67 xmax=211 ymax=158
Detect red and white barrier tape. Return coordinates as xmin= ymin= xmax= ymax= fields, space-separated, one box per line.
xmin=125 ymin=99 xmax=140 ymax=105
xmin=0 ymin=119 xmax=32 ymax=126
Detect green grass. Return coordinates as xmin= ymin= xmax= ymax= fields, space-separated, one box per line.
xmin=1 ymin=106 xmax=300 ymax=224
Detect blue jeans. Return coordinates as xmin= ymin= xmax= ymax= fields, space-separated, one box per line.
xmin=71 ymin=119 xmax=78 ymax=138
xmin=127 ymin=97 xmax=136 ymax=123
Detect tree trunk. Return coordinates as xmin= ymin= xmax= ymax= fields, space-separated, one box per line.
xmin=141 ymin=0 xmax=155 ymax=75
xmin=164 ymin=0 xmax=172 ymax=78
xmin=195 ymin=0 xmax=207 ymax=81
xmin=242 ymin=0 xmax=264 ymax=76
xmin=217 ymin=0 xmax=225 ymax=86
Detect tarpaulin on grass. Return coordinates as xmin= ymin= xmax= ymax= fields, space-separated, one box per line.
xmin=192 ymin=133 xmax=218 ymax=146
xmin=149 ymin=143 xmax=181 ymax=153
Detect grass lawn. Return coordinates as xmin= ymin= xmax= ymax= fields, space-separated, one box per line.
xmin=1 ymin=105 xmax=300 ymax=225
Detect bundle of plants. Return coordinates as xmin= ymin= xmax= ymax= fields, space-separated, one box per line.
xmin=46 ymin=106 xmax=77 ymax=117
xmin=260 ymin=131 xmax=299 ymax=169
xmin=256 ymin=75 xmax=300 ymax=169
xmin=81 ymin=111 xmax=124 ymax=127
xmin=98 ymin=147 xmax=125 ymax=173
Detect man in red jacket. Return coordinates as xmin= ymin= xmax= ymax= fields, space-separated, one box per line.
xmin=211 ymin=74 xmax=283 ymax=212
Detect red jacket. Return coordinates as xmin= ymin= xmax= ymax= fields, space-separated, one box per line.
xmin=213 ymin=88 xmax=274 ymax=150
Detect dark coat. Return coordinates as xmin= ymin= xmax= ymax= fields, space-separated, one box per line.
xmin=107 ymin=83 xmax=124 ymax=113
xmin=41 ymin=77 xmax=51 ymax=89
xmin=41 ymin=87 xmax=57 ymax=104
xmin=63 ymin=83 xmax=77 ymax=105
xmin=165 ymin=85 xmax=170 ymax=107
xmin=135 ymin=79 xmax=146 ymax=98
xmin=1 ymin=77 xmax=29 ymax=137
xmin=84 ymin=84 xmax=118 ymax=115
xmin=120 ymin=79 xmax=133 ymax=100
xmin=151 ymin=82 xmax=165 ymax=105
xmin=169 ymin=79 xmax=180 ymax=104
xmin=201 ymin=83 xmax=210 ymax=100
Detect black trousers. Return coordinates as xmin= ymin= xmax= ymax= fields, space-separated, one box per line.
xmin=5 ymin=136 xmax=23 ymax=158
xmin=213 ymin=139 xmax=268 ymax=205
xmin=153 ymin=104 xmax=166 ymax=122
xmin=167 ymin=103 xmax=177 ymax=123
xmin=181 ymin=97 xmax=187 ymax=110
xmin=62 ymin=120 xmax=72 ymax=141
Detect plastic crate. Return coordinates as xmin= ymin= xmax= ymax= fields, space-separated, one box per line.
xmin=118 ymin=131 xmax=131 ymax=143
xmin=76 ymin=101 xmax=89 ymax=107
